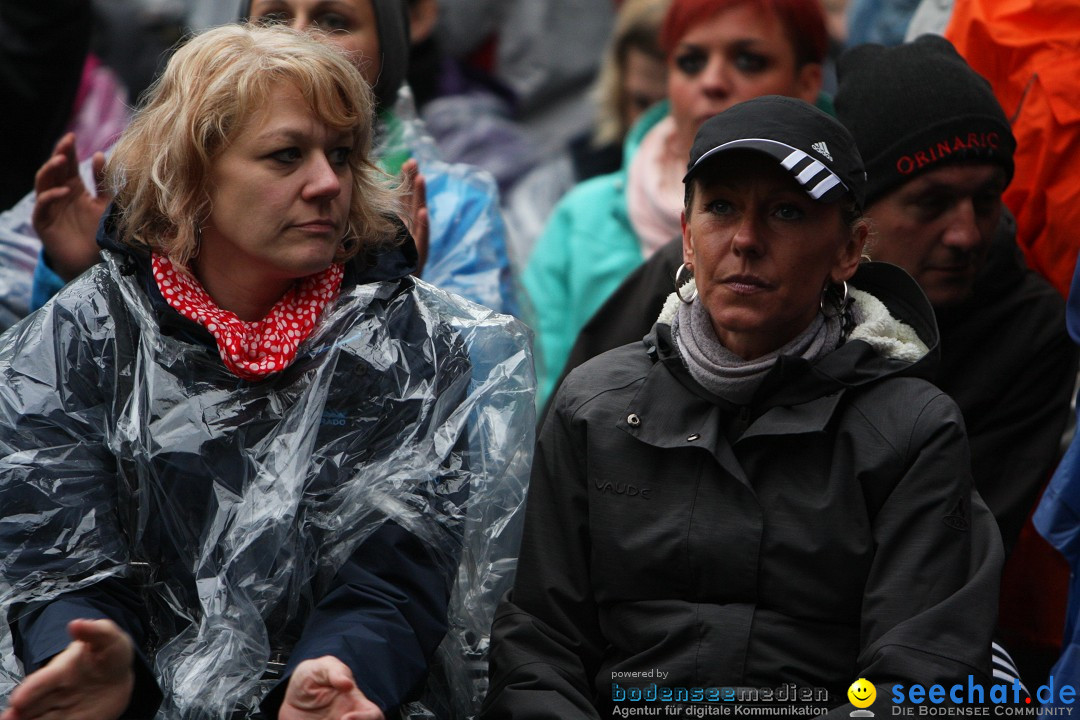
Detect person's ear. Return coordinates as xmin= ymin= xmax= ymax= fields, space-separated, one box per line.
xmin=681 ymin=210 xmax=696 ymax=265
xmin=794 ymin=62 xmax=823 ymax=105
xmin=408 ymin=0 xmax=438 ymax=45
xmin=831 ymin=220 xmax=868 ymax=283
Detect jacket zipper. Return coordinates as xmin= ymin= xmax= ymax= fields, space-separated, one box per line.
xmin=733 ymin=405 xmax=752 ymax=439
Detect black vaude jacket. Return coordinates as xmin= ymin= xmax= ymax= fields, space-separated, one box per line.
xmin=933 ymin=214 xmax=1077 ymax=555
xmin=553 ymin=213 xmax=1076 ymax=557
xmin=482 ymin=262 xmax=1003 ymax=719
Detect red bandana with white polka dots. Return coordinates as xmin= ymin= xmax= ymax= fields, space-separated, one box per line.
xmin=152 ymin=254 xmax=344 ymax=380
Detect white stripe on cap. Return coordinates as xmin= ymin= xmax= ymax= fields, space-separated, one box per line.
xmin=809 ymin=174 xmax=841 ymax=199
xmin=781 ymin=148 xmax=807 ymax=170
xmin=796 ymin=159 xmax=826 ymax=184
xmin=781 ymin=149 xmax=842 ymax=199
xmin=689 ymin=140 xmax=849 ymax=202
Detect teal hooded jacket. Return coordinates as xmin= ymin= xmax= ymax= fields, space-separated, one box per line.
xmin=523 ymin=101 xmax=670 ymax=408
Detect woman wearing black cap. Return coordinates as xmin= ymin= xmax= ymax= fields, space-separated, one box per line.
xmin=481 ymin=95 xmax=1003 ymax=719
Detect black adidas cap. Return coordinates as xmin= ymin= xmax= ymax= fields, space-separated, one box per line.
xmin=683 ymin=95 xmax=867 ymax=210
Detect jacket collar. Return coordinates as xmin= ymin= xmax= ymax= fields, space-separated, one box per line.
xmin=618 ymin=348 xmax=848 ymax=490
xmin=622 ymin=262 xmax=940 ymax=459
xmin=616 ymin=350 xmax=752 ymax=486
xmin=621 ymin=100 xmax=670 ymax=173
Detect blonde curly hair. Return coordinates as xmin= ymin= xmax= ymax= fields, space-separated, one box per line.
xmin=107 ymin=22 xmax=401 ymax=270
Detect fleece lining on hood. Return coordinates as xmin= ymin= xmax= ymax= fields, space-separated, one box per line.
xmin=847 ymin=287 xmax=928 ymax=362
xmin=237 ymin=0 xmax=409 ymax=109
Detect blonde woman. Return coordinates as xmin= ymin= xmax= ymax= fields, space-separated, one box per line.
xmin=0 ymin=23 xmax=531 ymax=720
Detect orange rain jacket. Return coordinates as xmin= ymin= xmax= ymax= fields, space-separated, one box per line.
xmin=946 ymin=0 xmax=1080 ymax=297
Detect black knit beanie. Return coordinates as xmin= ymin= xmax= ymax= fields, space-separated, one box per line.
xmin=237 ymin=0 xmax=410 ymax=109
xmin=834 ymin=34 xmax=1015 ymax=206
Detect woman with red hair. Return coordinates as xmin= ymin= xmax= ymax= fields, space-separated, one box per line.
xmin=522 ymin=0 xmax=829 ymax=411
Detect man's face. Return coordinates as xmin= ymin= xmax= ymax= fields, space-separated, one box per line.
xmin=866 ymin=163 xmax=1008 ymax=307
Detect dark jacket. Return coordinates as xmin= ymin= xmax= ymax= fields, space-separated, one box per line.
xmin=0 ymin=210 xmax=534 ymax=719
xmin=483 ymin=263 xmax=1003 ymax=719
xmin=554 ymin=213 xmax=1076 ymax=556
xmin=934 ymin=214 xmax=1078 ymax=555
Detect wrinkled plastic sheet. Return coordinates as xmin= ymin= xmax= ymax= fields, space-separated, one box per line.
xmin=0 ymin=192 xmax=43 ymax=331
xmin=0 ymin=251 xmax=535 ymax=719
xmin=378 ymin=87 xmax=521 ymax=319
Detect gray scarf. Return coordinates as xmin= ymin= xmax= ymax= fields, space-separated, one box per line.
xmin=672 ymin=297 xmax=842 ymax=405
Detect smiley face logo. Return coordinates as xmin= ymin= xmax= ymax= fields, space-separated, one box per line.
xmin=848 ymin=678 xmax=876 ymax=708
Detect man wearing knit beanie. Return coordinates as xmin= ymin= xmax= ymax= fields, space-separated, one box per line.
xmin=834 ymin=35 xmax=1077 ymax=562
xmin=836 ymin=34 xmax=1016 ymax=308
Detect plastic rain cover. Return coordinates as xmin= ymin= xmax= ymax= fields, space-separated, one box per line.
xmin=0 ymin=248 xmax=535 ymax=719
xmin=376 ymin=87 xmax=521 ymax=320
xmin=0 ymin=191 xmax=44 ymax=331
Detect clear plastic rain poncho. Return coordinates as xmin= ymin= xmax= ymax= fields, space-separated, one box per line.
xmin=0 ymin=244 xmax=535 ymax=719
xmin=0 ymin=191 xmax=43 ymax=330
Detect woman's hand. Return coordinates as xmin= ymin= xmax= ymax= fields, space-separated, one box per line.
xmin=279 ymin=656 xmax=385 ymax=720
xmin=31 ymin=132 xmax=112 ymax=281
xmin=400 ymin=159 xmax=429 ymax=278
xmin=0 ymin=618 xmax=134 ymax=720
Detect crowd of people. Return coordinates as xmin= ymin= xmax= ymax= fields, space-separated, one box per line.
xmin=0 ymin=0 xmax=1078 ymax=718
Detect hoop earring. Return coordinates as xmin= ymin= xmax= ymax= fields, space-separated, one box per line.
xmin=675 ymin=262 xmax=695 ymax=305
xmin=820 ymin=280 xmax=850 ymax=317
xmin=193 ymin=226 xmax=203 ymax=259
